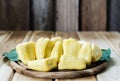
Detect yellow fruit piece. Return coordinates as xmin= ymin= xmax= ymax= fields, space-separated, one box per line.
xmin=58 ymin=55 xmax=86 ymax=70
xmin=51 ymin=37 xmax=62 ymax=43
xmin=35 ymin=38 xmax=49 ymax=59
xmin=78 ymin=40 xmax=86 ymax=45
xmin=50 ymin=41 xmax=63 ymax=62
xmin=16 ymin=41 xmax=36 ymax=64
xmin=78 ymin=42 xmax=92 ymax=66
xmin=45 ymin=40 xmax=54 ymax=58
xmin=92 ymin=44 xmax=102 ymax=62
xmin=28 ymin=58 xmax=57 ymax=71
xmin=63 ymin=38 xmax=81 ymax=57
xmin=45 ymin=37 xmax=62 ymax=58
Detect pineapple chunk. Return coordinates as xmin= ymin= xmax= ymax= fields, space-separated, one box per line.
xmin=28 ymin=58 xmax=57 ymax=71
xmin=51 ymin=37 xmax=62 ymax=43
xmin=35 ymin=38 xmax=49 ymax=59
xmin=78 ymin=42 xmax=92 ymax=66
xmin=92 ymin=44 xmax=102 ymax=62
xmin=58 ymin=55 xmax=86 ymax=70
xmin=45 ymin=37 xmax=62 ymax=58
xmin=45 ymin=40 xmax=54 ymax=58
xmin=50 ymin=41 xmax=63 ymax=62
xmin=63 ymin=38 xmax=81 ymax=57
xmin=16 ymin=41 xmax=36 ymax=64
xmin=78 ymin=40 xmax=86 ymax=45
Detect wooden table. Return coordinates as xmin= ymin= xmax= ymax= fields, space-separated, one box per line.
xmin=0 ymin=31 xmax=120 ymax=81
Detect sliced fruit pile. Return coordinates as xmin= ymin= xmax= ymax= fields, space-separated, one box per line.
xmin=16 ymin=37 xmax=102 ymax=72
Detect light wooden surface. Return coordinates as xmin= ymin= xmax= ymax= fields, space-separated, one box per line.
xmin=0 ymin=31 xmax=120 ymax=81
xmin=99 ymin=32 xmax=120 ymax=56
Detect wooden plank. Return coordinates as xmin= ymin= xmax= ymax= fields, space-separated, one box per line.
xmin=0 ymin=31 xmax=13 ymax=81
xmin=55 ymin=32 xmax=96 ymax=81
xmin=12 ymin=73 xmax=52 ymax=81
xmin=56 ymin=0 xmax=79 ymax=32
xmin=77 ymin=32 xmax=110 ymax=49
xmin=0 ymin=0 xmax=29 ymax=30
xmin=0 ymin=31 xmax=32 ymax=66
xmin=55 ymin=32 xmax=79 ymax=39
xmin=0 ymin=31 xmax=32 ymax=81
xmin=12 ymin=31 xmax=54 ymax=81
xmin=81 ymin=0 xmax=106 ymax=31
xmin=0 ymin=0 xmax=10 ymax=29
xmin=0 ymin=61 xmax=14 ymax=81
xmin=99 ymin=32 xmax=120 ymax=57
xmin=77 ymin=32 xmax=120 ymax=81
xmin=30 ymin=31 xmax=54 ymax=42
xmin=109 ymin=0 xmax=120 ymax=31
xmin=0 ymin=31 xmax=31 ymax=55
xmin=22 ymin=31 xmax=33 ymax=43
xmin=0 ymin=31 xmax=12 ymax=43
xmin=32 ymin=0 xmax=54 ymax=30
xmin=56 ymin=76 xmax=96 ymax=81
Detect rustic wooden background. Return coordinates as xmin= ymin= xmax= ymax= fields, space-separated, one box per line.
xmin=0 ymin=0 xmax=119 ymax=31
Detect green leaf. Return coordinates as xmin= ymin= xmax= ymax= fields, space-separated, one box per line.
xmin=3 ymin=49 xmax=18 ymax=61
xmin=100 ymin=48 xmax=111 ymax=61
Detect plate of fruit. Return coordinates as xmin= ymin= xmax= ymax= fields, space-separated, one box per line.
xmin=4 ymin=37 xmax=111 ymax=79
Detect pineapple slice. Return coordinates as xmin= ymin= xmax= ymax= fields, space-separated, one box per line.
xmin=63 ymin=38 xmax=81 ymax=57
xmin=16 ymin=41 xmax=36 ymax=64
xmin=58 ymin=55 xmax=86 ymax=70
xmin=45 ymin=37 xmax=62 ymax=58
xmin=35 ymin=38 xmax=49 ymax=59
xmin=50 ymin=41 xmax=63 ymax=62
xmin=45 ymin=40 xmax=54 ymax=58
xmin=92 ymin=44 xmax=102 ymax=62
xmin=78 ymin=42 xmax=92 ymax=66
xmin=51 ymin=37 xmax=62 ymax=43
xmin=28 ymin=58 xmax=57 ymax=71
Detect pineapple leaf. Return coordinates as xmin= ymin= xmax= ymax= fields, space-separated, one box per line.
xmin=100 ymin=48 xmax=111 ymax=61
xmin=3 ymin=49 xmax=18 ymax=61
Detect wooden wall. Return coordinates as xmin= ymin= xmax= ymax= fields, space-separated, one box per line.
xmin=32 ymin=0 xmax=55 ymax=30
xmin=81 ymin=0 xmax=106 ymax=31
xmin=0 ymin=0 xmax=119 ymax=31
xmin=0 ymin=0 xmax=29 ymax=30
xmin=56 ymin=0 xmax=79 ymax=32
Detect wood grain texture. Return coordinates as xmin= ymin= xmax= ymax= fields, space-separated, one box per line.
xmin=0 ymin=31 xmax=13 ymax=81
xmin=99 ymin=32 xmax=120 ymax=57
xmin=77 ymin=32 xmax=110 ymax=49
xmin=0 ymin=0 xmax=10 ymax=29
xmin=0 ymin=31 xmax=32 ymax=67
xmin=30 ymin=31 xmax=54 ymax=42
xmin=109 ymin=0 xmax=120 ymax=31
xmin=32 ymin=0 xmax=54 ymax=30
xmin=77 ymin=32 xmax=120 ymax=81
xmin=0 ymin=61 xmax=14 ymax=81
xmin=12 ymin=73 xmax=52 ymax=81
xmin=56 ymin=76 xmax=97 ymax=81
xmin=0 ymin=31 xmax=30 ymax=55
xmin=12 ymin=31 xmax=54 ymax=81
xmin=0 ymin=0 xmax=29 ymax=30
xmin=0 ymin=31 xmax=32 ymax=81
xmin=56 ymin=0 xmax=79 ymax=32
xmin=81 ymin=0 xmax=106 ymax=31
xmin=0 ymin=31 xmax=12 ymax=43
xmin=55 ymin=32 xmax=79 ymax=39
